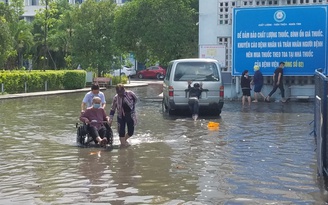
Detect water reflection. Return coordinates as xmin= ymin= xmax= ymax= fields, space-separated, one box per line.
xmin=0 ymin=85 xmax=324 ymax=204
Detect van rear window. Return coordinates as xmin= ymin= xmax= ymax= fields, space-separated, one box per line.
xmin=173 ymin=62 xmax=220 ymax=81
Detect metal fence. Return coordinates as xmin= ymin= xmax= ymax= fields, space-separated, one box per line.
xmin=314 ymin=70 xmax=328 ymax=176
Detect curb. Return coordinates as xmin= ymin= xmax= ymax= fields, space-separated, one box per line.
xmin=0 ymin=82 xmax=150 ymax=100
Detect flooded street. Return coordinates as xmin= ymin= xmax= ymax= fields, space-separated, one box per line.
xmin=0 ymin=84 xmax=323 ymax=204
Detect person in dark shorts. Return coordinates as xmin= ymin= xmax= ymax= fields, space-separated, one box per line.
xmin=108 ymin=84 xmax=138 ymax=147
xmin=241 ymin=70 xmax=252 ymax=106
xmin=265 ymin=62 xmax=287 ymax=103
xmin=187 ymin=81 xmax=203 ymax=121
xmin=251 ymin=65 xmax=266 ymax=102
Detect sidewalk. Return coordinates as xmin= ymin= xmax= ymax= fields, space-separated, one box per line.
xmin=0 ymin=80 xmax=153 ymax=100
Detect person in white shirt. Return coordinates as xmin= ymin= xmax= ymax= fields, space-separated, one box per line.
xmin=81 ymin=84 xmax=106 ymax=112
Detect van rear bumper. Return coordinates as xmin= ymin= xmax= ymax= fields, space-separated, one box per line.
xmin=169 ymin=100 xmax=224 ymax=111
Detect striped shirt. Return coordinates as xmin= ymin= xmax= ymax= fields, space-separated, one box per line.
xmin=109 ymin=90 xmax=138 ymax=120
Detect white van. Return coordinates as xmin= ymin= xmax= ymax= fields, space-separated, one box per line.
xmin=162 ymin=58 xmax=224 ymax=115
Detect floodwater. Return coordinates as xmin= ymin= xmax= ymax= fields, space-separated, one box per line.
xmin=0 ymin=83 xmax=325 ymax=204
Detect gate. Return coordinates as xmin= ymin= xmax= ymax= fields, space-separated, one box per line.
xmin=314 ymin=70 xmax=328 ymax=176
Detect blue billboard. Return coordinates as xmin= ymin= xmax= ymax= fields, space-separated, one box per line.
xmin=232 ymin=6 xmax=327 ymax=76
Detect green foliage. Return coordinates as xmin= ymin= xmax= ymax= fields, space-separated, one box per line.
xmin=71 ymin=0 xmax=119 ymax=75
xmin=31 ymin=0 xmax=77 ymax=70
xmin=1 ymin=0 xmax=34 ymax=69
xmin=114 ymin=0 xmax=198 ymax=66
xmin=104 ymin=73 xmax=127 ymax=85
xmin=1 ymin=0 xmax=198 ymax=70
xmin=0 ymin=70 xmax=86 ymax=93
xmin=0 ymin=17 xmax=13 ymax=67
xmin=62 ymin=70 xmax=86 ymax=89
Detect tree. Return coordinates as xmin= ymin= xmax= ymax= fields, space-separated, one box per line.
xmin=0 ymin=16 xmax=13 ymax=67
xmin=46 ymin=0 xmax=74 ymax=68
xmin=0 ymin=0 xmax=33 ymax=69
xmin=114 ymin=0 xmax=198 ymax=66
xmin=70 ymin=0 xmax=119 ymax=74
xmin=32 ymin=0 xmax=61 ymax=70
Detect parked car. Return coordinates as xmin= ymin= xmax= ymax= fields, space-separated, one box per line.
xmin=137 ymin=66 xmax=166 ymax=79
xmin=111 ymin=66 xmax=136 ymax=77
xmin=162 ymin=58 xmax=224 ymax=115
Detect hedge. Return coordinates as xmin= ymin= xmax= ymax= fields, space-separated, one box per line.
xmin=103 ymin=74 xmax=128 ymax=85
xmin=0 ymin=70 xmax=86 ymax=94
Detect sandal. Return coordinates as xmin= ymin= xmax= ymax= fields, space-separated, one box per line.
xmin=264 ymin=96 xmax=270 ymax=102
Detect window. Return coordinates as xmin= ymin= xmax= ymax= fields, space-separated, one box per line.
xmin=174 ymin=62 xmax=220 ymax=81
xmin=165 ymin=63 xmax=173 ymax=81
xmin=218 ymin=0 xmax=231 ymax=25
xmin=217 ymin=37 xmax=232 ymax=71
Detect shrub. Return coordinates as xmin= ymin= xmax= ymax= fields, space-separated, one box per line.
xmin=0 ymin=70 xmax=86 ymax=93
xmin=62 ymin=70 xmax=86 ymax=89
xmin=104 ymin=74 xmax=128 ymax=85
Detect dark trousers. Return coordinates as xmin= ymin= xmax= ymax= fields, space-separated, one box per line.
xmin=268 ymin=82 xmax=285 ymax=98
xmin=117 ymin=113 xmax=134 ymax=138
xmin=188 ymin=98 xmax=199 ymax=115
xmin=87 ymin=125 xmax=106 ymax=142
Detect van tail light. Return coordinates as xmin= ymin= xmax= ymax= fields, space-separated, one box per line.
xmin=219 ymin=86 xmax=224 ymax=98
xmin=169 ymin=86 xmax=174 ymax=97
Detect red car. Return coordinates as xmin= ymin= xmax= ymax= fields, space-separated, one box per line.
xmin=137 ymin=66 xmax=166 ymax=79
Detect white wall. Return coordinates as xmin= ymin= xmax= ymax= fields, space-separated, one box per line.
xmin=199 ymin=0 xmax=218 ymax=45
xmin=23 ymin=5 xmax=44 ymax=17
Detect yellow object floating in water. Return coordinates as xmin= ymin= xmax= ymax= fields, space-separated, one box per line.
xmin=207 ymin=121 xmax=220 ymax=130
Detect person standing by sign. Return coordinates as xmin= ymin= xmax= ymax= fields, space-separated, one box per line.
xmin=251 ymin=65 xmax=266 ymax=102
xmin=241 ymin=70 xmax=252 ymax=106
xmin=265 ymin=62 xmax=287 ymax=103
